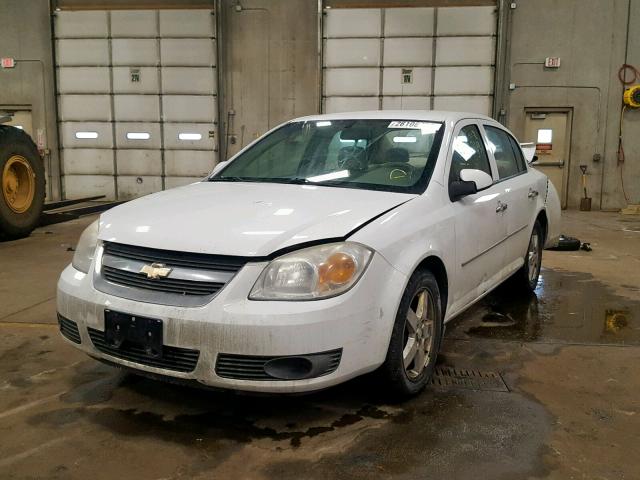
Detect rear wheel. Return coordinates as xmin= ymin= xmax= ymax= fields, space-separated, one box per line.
xmin=0 ymin=126 xmax=45 ymax=239
xmin=379 ymin=269 xmax=443 ymax=397
xmin=513 ymin=220 xmax=543 ymax=291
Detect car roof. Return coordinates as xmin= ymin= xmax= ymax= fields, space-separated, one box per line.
xmin=292 ymin=110 xmax=497 ymax=124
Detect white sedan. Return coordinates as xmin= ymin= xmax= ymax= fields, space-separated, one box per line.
xmin=57 ymin=111 xmax=560 ymax=396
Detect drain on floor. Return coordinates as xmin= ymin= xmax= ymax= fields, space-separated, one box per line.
xmin=430 ymin=366 xmax=509 ymax=392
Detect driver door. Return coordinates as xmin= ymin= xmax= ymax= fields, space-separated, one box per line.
xmin=446 ymin=121 xmax=508 ymax=316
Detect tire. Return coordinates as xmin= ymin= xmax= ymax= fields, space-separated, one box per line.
xmin=0 ymin=126 xmax=45 ymax=239
xmin=378 ymin=269 xmax=443 ymax=397
xmin=513 ymin=220 xmax=543 ymax=291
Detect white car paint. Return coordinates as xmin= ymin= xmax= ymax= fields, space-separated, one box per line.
xmin=57 ymin=110 xmax=561 ymax=393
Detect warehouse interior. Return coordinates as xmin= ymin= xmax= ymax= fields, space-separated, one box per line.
xmin=1 ymin=0 xmax=639 ymax=478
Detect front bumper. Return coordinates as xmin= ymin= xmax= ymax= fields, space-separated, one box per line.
xmin=57 ymin=253 xmax=407 ymax=393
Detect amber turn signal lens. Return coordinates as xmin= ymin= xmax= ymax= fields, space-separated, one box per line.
xmin=318 ymin=252 xmax=357 ymax=288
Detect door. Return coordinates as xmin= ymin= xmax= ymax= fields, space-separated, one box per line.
xmin=483 ymin=124 xmax=538 ymax=271
xmin=55 ymin=9 xmax=218 ymax=201
xmin=447 ymin=121 xmax=507 ymax=315
xmin=523 ymin=110 xmax=571 ymax=208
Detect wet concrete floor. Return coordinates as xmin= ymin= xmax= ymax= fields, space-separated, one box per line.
xmin=1 ymin=211 xmax=639 ymax=479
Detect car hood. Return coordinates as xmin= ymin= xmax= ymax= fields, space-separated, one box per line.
xmin=98 ymin=181 xmax=414 ymax=257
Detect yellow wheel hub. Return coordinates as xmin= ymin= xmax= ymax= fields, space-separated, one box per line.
xmin=2 ymin=155 xmax=35 ymax=214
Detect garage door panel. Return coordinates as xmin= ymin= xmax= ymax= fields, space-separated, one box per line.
xmin=61 ymin=122 xmax=113 ymax=149
xmin=64 ymin=175 xmax=115 ymax=200
xmin=382 ymin=96 xmax=431 ymax=110
xmin=159 ymin=10 xmax=215 ymax=37
xmin=436 ymin=37 xmax=495 ymax=66
xmin=438 ymin=6 xmax=496 ymax=36
xmin=113 ymin=67 xmax=159 ymax=93
xmin=165 ymin=176 xmax=202 ymax=189
xmin=62 ymin=149 xmax=114 ymax=175
xmin=55 ymin=11 xmax=108 ymax=38
xmin=117 ymin=176 xmax=163 ymax=200
xmin=324 ymin=9 xmax=381 ymax=38
xmin=163 ymin=123 xmax=216 ymax=151
xmin=382 ymin=67 xmax=431 ymax=95
xmin=165 ymin=151 xmax=214 ymax=177
xmin=324 ymin=96 xmax=379 ymax=113
xmin=59 ymin=95 xmax=111 ymax=122
xmin=433 ymin=95 xmax=492 ymax=115
xmin=115 ymin=123 xmax=161 ymax=149
xmin=116 ymin=150 xmax=162 ymax=175
xmin=384 ymin=8 xmax=434 ymax=37
xmin=162 ymin=96 xmax=215 ymax=123
xmin=383 ymin=38 xmax=433 ymax=67
xmin=114 ymin=95 xmax=160 ymax=122
xmin=324 ymin=39 xmax=380 ymax=67
xmin=111 ymin=11 xmax=157 ymax=37
xmin=112 ymin=39 xmax=158 ymax=66
xmin=434 ymin=66 xmax=493 ymax=95
xmin=58 ymin=67 xmax=110 ymax=94
xmin=56 ymin=39 xmax=109 ymax=66
xmin=161 ymin=67 xmax=216 ymax=94
xmin=161 ymin=39 xmax=215 ymax=66
xmin=324 ymin=69 xmax=379 ymax=96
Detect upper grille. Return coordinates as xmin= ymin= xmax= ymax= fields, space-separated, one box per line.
xmin=58 ymin=314 xmax=81 ymax=344
xmin=103 ymin=242 xmax=246 ymax=272
xmin=102 ymin=265 xmax=224 ymax=296
xmin=96 ymin=242 xmax=249 ymax=307
xmin=88 ymin=327 xmax=199 ymax=373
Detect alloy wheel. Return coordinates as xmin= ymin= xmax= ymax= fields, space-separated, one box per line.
xmin=403 ymin=289 xmax=436 ymax=379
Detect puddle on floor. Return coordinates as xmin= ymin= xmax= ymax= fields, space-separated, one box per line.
xmin=446 ymin=268 xmax=640 ymax=345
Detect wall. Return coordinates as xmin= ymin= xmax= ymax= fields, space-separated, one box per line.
xmin=0 ymin=0 xmax=61 ymax=200
xmin=501 ymin=0 xmax=640 ymax=210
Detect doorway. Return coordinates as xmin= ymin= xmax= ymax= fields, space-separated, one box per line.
xmin=523 ymin=109 xmax=572 ymax=209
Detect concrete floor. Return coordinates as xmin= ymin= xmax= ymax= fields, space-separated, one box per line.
xmin=1 ymin=211 xmax=639 ymax=479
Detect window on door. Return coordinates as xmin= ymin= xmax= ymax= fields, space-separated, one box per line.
xmin=485 ymin=126 xmax=526 ymax=179
xmin=449 ymin=124 xmax=492 ymax=183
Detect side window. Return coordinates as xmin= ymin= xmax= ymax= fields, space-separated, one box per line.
xmin=485 ymin=126 xmax=526 ymax=179
xmin=508 ymin=135 xmax=528 ymax=172
xmin=449 ymin=124 xmax=492 ymax=183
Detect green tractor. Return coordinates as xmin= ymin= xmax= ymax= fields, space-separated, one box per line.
xmin=0 ymin=112 xmax=45 ymax=239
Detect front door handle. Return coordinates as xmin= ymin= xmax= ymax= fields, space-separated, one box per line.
xmin=528 ymin=188 xmax=539 ymax=198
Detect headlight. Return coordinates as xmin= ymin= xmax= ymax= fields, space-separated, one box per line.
xmin=72 ymin=220 xmax=99 ymax=273
xmin=249 ymin=242 xmax=373 ymax=300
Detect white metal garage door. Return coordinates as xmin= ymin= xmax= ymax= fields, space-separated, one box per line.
xmin=322 ymin=6 xmax=496 ymax=115
xmin=55 ymin=9 xmax=218 ymax=200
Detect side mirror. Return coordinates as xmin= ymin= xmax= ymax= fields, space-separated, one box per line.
xmin=531 ymin=155 xmax=538 ymax=163
xmin=460 ymin=169 xmax=493 ymax=190
xmin=450 ymin=169 xmax=493 ymax=202
xmin=211 ymin=160 xmax=229 ymax=176
xmin=450 ymin=180 xmax=478 ymax=201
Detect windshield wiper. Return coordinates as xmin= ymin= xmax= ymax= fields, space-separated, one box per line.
xmin=208 ymin=176 xmax=261 ymax=182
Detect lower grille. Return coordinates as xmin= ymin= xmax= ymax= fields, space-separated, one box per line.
xmin=58 ymin=314 xmax=81 ymax=344
xmin=215 ymin=349 xmax=342 ymax=381
xmin=88 ymin=327 xmax=199 ymax=373
xmin=102 ymin=265 xmax=224 ymax=296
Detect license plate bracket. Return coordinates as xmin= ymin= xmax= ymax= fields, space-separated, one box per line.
xmin=104 ymin=310 xmax=163 ymax=358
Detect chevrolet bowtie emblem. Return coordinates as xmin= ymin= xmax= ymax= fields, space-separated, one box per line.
xmin=140 ymin=263 xmax=172 ymax=279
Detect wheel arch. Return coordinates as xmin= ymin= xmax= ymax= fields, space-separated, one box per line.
xmin=535 ymin=208 xmax=548 ymax=243
xmin=413 ymin=255 xmax=449 ymax=318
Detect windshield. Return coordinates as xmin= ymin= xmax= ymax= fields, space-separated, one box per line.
xmin=210 ymin=119 xmax=444 ymax=194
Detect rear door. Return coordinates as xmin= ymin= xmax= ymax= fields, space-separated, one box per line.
xmin=447 ymin=121 xmax=507 ymax=315
xmin=482 ymin=124 xmax=538 ymax=271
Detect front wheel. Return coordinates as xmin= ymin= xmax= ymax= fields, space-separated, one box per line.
xmin=378 ymin=269 xmax=443 ymax=397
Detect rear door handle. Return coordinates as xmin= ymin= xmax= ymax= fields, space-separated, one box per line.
xmin=528 ymin=188 xmax=539 ymax=198
xmin=496 ymin=201 xmax=508 ymax=213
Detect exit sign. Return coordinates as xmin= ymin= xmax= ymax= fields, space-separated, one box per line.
xmin=544 ymin=57 xmax=561 ymax=68
xmin=1 ymin=58 xmax=15 ymax=68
